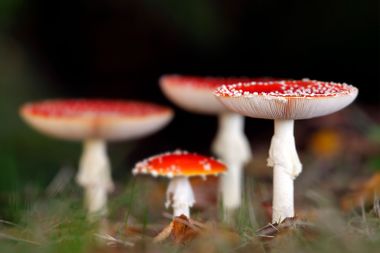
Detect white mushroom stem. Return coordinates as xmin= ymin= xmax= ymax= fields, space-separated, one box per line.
xmin=212 ymin=112 xmax=251 ymax=210
xmin=165 ymin=176 xmax=195 ymax=218
xmin=267 ymin=119 xmax=302 ymax=223
xmin=76 ymin=139 xmax=114 ymax=215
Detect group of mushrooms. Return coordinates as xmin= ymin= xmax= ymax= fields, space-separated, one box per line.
xmin=20 ymin=76 xmax=358 ymax=227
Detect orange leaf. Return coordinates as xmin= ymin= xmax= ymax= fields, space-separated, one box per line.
xmin=341 ymin=172 xmax=380 ymax=211
xmin=171 ymin=215 xmax=201 ymax=244
xmin=153 ymin=215 xmax=203 ymax=244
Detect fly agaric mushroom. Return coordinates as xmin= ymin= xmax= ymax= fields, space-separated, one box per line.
xmin=132 ymin=150 xmax=226 ymax=217
xmin=160 ymin=75 xmax=275 ymax=214
xmin=20 ymin=99 xmax=173 ymax=215
xmin=215 ymin=79 xmax=358 ymax=223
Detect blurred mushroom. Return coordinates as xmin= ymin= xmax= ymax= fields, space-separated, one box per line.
xmin=132 ymin=150 xmax=226 ymax=218
xmin=160 ymin=75 xmax=275 ymax=215
xmin=215 ymin=80 xmax=358 ymax=223
xmin=20 ymin=99 xmax=173 ymax=216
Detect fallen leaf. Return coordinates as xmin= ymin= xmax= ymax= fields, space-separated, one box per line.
xmin=153 ymin=215 xmax=203 ymax=244
xmin=153 ymin=221 xmax=173 ymax=243
xmin=256 ymin=217 xmax=315 ymax=240
xmin=171 ymin=215 xmax=201 ymax=244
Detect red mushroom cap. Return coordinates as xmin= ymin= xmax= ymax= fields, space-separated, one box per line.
xmin=215 ymin=80 xmax=358 ymax=120
xmin=20 ymin=99 xmax=173 ymax=141
xmin=160 ymin=75 xmax=280 ymax=114
xmin=132 ymin=150 xmax=227 ymax=178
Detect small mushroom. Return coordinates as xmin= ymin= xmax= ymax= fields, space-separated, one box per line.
xmin=132 ymin=150 xmax=226 ymax=218
xmin=215 ymin=80 xmax=358 ymax=223
xmin=20 ymin=99 xmax=173 ymax=216
xmin=160 ymin=75 xmax=275 ymax=214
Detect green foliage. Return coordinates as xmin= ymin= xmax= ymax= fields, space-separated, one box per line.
xmin=368 ymin=126 xmax=380 ymax=144
xmin=0 ymin=0 xmax=24 ymax=30
xmin=368 ymin=157 xmax=380 ymax=172
xmin=0 ymin=177 xmax=380 ymax=253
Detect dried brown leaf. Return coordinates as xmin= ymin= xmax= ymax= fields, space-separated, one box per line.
xmin=171 ymin=215 xmax=201 ymax=244
xmin=256 ymin=217 xmax=315 ymax=240
xmin=153 ymin=215 xmax=203 ymax=244
xmin=153 ymin=221 xmax=173 ymax=243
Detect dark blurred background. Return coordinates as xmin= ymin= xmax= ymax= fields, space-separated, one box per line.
xmin=3 ymin=0 xmax=379 ymax=100
xmin=0 ymin=0 xmax=379 ymax=219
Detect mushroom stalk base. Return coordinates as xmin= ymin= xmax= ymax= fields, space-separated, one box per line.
xmin=166 ymin=176 xmax=195 ymax=218
xmin=212 ymin=113 xmax=251 ymax=211
xmin=76 ymin=139 xmax=114 ymax=216
xmin=268 ymin=120 xmax=302 ymax=223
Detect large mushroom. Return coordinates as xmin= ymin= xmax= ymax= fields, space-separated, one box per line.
xmin=20 ymin=99 xmax=173 ymax=216
xmin=132 ymin=150 xmax=226 ymax=218
xmin=215 ymin=80 xmax=358 ymax=223
xmin=160 ymin=75 xmax=275 ymax=214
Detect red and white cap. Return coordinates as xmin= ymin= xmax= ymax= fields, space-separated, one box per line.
xmin=215 ymin=79 xmax=358 ymax=120
xmin=160 ymin=75 xmax=278 ymax=114
xmin=132 ymin=150 xmax=226 ymax=178
xmin=20 ymin=99 xmax=174 ymax=141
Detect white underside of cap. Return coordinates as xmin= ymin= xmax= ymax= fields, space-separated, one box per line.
xmin=217 ymin=91 xmax=358 ymax=120
xmin=161 ymin=83 xmax=227 ymax=115
xmin=21 ymin=113 xmax=173 ymax=141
